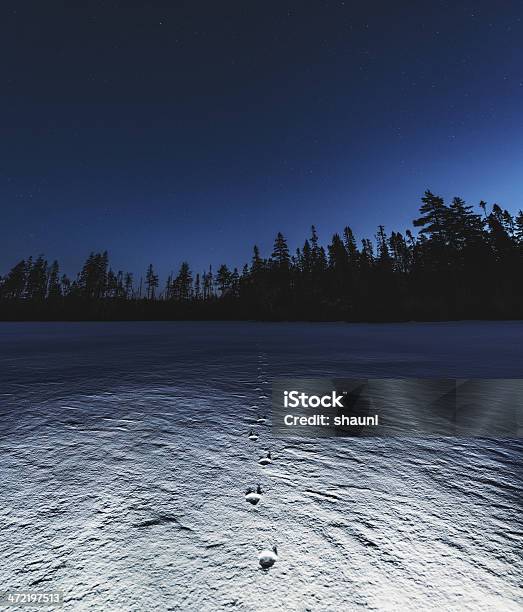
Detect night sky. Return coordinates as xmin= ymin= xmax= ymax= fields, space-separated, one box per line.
xmin=2 ymin=1 xmax=522 ymax=280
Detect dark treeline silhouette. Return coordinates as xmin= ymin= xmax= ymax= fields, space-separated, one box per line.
xmin=2 ymin=192 xmax=523 ymax=321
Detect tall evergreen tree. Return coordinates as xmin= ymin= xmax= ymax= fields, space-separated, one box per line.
xmin=174 ymin=262 xmax=193 ymax=300
xmin=217 ymin=264 xmax=232 ymax=295
xmin=413 ymin=190 xmax=449 ymax=242
xmin=271 ymin=233 xmax=290 ymax=269
xmin=251 ymin=245 xmax=264 ymax=274
xmin=48 ymin=260 xmax=61 ymax=299
xmin=194 ymin=273 xmax=201 ymax=300
xmin=203 ymin=266 xmax=214 ymax=299
xmin=145 ymin=264 xmax=159 ymax=300
xmin=124 ymin=272 xmax=134 ymax=299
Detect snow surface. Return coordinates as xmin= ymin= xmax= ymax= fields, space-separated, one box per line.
xmin=0 ymin=321 xmax=522 ymax=611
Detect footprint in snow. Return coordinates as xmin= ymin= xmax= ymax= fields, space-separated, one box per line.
xmin=258 ymin=451 xmax=272 ymax=466
xmin=258 ymin=545 xmax=278 ymax=569
xmin=245 ymin=484 xmax=263 ymax=505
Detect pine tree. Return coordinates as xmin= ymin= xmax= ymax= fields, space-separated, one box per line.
xmin=124 ymin=273 xmax=134 ymax=299
xmin=343 ymin=226 xmax=359 ymax=264
xmin=194 ymin=273 xmax=201 ymax=300
xmin=61 ymin=274 xmax=71 ymax=297
xmin=251 ymin=245 xmax=264 ymax=274
xmin=327 ymin=233 xmax=348 ymax=270
xmin=174 ymin=262 xmax=192 ymax=300
xmin=360 ymin=239 xmax=374 ymax=268
xmin=413 ymin=190 xmax=449 ymax=242
xmin=79 ymin=252 xmax=109 ymax=299
xmin=145 ymin=264 xmax=159 ymax=300
xmin=389 ymin=232 xmax=410 ymax=274
xmin=446 ymin=197 xmax=484 ymax=249
xmin=106 ymin=269 xmax=118 ymax=298
xmin=217 ymin=264 xmax=232 ymax=295
xmin=48 ymin=260 xmax=61 ymax=299
xmin=300 ymin=240 xmax=312 ymax=274
xmin=230 ymin=268 xmax=240 ymax=298
xmin=203 ymin=266 xmax=214 ymax=300
xmin=310 ymin=225 xmax=320 ymax=261
xmin=165 ymin=273 xmax=174 ymax=300
xmin=271 ymin=233 xmax=290 ymax=269
xmin=487 ymin=204 xmax=514 ymax=259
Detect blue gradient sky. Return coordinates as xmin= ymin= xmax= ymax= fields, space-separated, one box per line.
xmin=1 ymin=1 xmax=522 ymax=280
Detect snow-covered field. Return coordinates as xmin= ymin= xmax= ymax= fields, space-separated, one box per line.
xmin=1 ymin=321 xmax=522 ymax=611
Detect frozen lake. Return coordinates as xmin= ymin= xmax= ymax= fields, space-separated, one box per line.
xmin=1 ymin=321 xmax=522 ymax=611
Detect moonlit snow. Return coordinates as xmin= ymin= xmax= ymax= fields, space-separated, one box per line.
xmin=1 ymin=321 xmax=522 ymax=611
